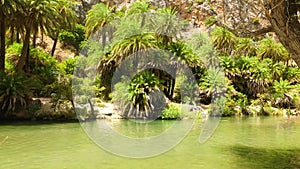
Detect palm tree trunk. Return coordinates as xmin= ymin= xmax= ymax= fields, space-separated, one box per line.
xmin=108 ymin=27 xmax=114 ymax=41
xmin=51 ymin=31 xmax=60 ymax=56
xmin=10 ymin=26 xmax=14 ymax=45
xmin=162 ymin=35 xmax=170 ymax=46
xmin=17 ymin=26 xmax=31 ymax=72
xmin=102 ymin=30 xmax=106 ymax=49
xmin=16 ymin=32 xmax=20 ymax=43
xmin=0 ymin=19 xmax=6 ymax=72
xmin=88 ymin=98 xmax=96 ymax=119
xmin=167 ymin=78 xmax=171 ymax=97
xmin=32 ymin=32 xmax=36 ymax=48
xmin=133 ymin=52 xmax=139 ymax=73
xmin=141 ymin=14 xmax=145 ymax=28
xmin=25 ymin=45 xmax=30 ymax=74
xmin=170 ymin=66 xmax=177 ymax=99
xmin=170 ymin=78 xmax=175 ymax=99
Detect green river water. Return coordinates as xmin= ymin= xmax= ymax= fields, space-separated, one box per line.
xmin=0 ymin=117 xmax=300 ymax=169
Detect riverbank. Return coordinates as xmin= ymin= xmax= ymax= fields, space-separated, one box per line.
xmin=2 ymin=97 xmax=299 ymax=122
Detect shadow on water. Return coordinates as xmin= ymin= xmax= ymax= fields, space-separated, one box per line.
xmin=0 ymin=120 xmax=79 ymax=126
xmin=228 ymin=145 xmax=300 ymax=169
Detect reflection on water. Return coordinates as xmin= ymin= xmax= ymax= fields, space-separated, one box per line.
xmin=81 ymin=119 xmax=194 ymax=158
xmin=0 ymin=117 xmax=299 ymax=169
xmin=105 ymin=119 xmax=176 ymax=138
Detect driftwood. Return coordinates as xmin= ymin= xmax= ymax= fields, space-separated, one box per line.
xmin=0 ymin=136 xmax=8 ymax=145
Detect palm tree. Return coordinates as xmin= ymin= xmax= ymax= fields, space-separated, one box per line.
xmin=16 ymin=0 xmax=60 ymax=73
xmin=126 ymin=0 xmax=151 ymax=28
xmin=98 ymin=18 xmax=159 ymax=99
xmin=111 ymin=70 xmax=163 ymax=119
xmin=0 ymin=0 xmax=19 ymax=72
xmin=50 ymin=0 xmax=78 ymax=56
xmin=165 ymin=41 xmax=200 ymax=98
xmin=201 ymin=67 xmax=227 ymax=101
xmin=211 ymin=26 xmax=237 ymax=55
xmin=268 ymin=60 xmax=285 ymax=81
xmin=235 ymin=38 xmax=257 ymax=56
xmin=85 ymin=3 xmax=115 ymax=49
xmin=109 ymin=33 xmax=158 ymax=66
xmin=155 ymin=7 xmax=187 ymax=46
xmin=272 ymin=80 xmax=293 ymax=108
xmin=248 ymin=63 xmax=271 ymax=97
xmin=283 ymin=66 xmax=300 ymax=84
xmin=221 ymin=55 xmax=272 ymax=98
xmin=7 ymin=6 xmax=24 ymax=45
xmin=220 ymin=55 xmax=240 ymax=78
xmin=167 ymin=41 xmax=199 ymax=67
xmin=0 ymin=72 xmax=36 ymax=115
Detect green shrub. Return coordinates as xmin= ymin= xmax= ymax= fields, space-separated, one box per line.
xmin=80 ymin=40 xmax=104 ymax=58
xmin=128 ymin=71 xmax=161 ymax=110
xmin=235 ymin=38 xmax=257 ymax=56
xmin=222 ymin=106 xmax=236 ymax=116
xmin=45 ymin=74 xmax=73 ymax=105
xmin=5 ymin=59 xmax=14 ymax=73
xmin=29 ymin=48 xmax=58 ymax=85
xmin=112 ymin=70 xmax=163 ymax=119
xmin=271 ymin=80 xmax=293 ymax=108
xmin=6 ymin=42 xmax=22 ymax=54
xmin=196 ymin=0 xmax=204 ymax=4
xmin=283 ymin=67 xmax=300 ymax=83
xmin=59 ymin=57 xmax=77 ymax=75
xmin=257 ymin=38 xmax=290 ymax=62
xmin=5 ymin=43 xmax=22 ymax=72
xmin=0 ymin=72 xmax=40 ymax=116
xmin=59 ymin=31 xmax=75 ymax=45
xmin=205 ymin=16 xmax=218 ymax=27
xmin=72 ymin=75 xmax=99 ymax=121
xmin=161 ymin=103 xmax=180 ymax=119
xmin=6 ymin=43 xmax=58 ymax=88
xmin=263 ymin=106 xmax=284 ymax=116
xmin=211 ymin=26 xmax=237 ymax=55
xmin=59 ymin=24 xmax=86 ymax=50
xmin=294 ymin=94 xmax=300 ymax=109
xmin=198 ymin=67 xmax=227 ymax=102
xmin=220 ymin=55 xmax=273 ymax=97
xmin=208 ymin=96 xmax=226 ymax=116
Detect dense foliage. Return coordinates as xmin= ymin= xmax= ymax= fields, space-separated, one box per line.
xmin=0 ymin=0 xmax=300 ymax=120
xmin=0 ymin=72 xmax=38 ymax=116
xmin=59 ymin=24 xmax=86 ymax=50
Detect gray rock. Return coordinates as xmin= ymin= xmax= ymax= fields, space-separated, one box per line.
xmin=111 ymin=114 xmax=123 ymax=119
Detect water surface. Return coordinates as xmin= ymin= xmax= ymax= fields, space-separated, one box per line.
xmin=0 ymin=117 xmax=299 ymax=169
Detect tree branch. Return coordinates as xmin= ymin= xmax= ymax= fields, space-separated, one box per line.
xmin=214 ymin=21 xmax=274 ymax=38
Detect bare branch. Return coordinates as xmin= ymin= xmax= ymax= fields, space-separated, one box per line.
xmin=214 ymin=20 xmax=274 ymax=38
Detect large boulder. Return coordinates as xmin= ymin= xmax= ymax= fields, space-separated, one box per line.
xmin=34 ymin=98 xmax=76 ymax=120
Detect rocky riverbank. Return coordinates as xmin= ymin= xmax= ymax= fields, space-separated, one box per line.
xmin=4 ymin=96 xmax=299 ymax=121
